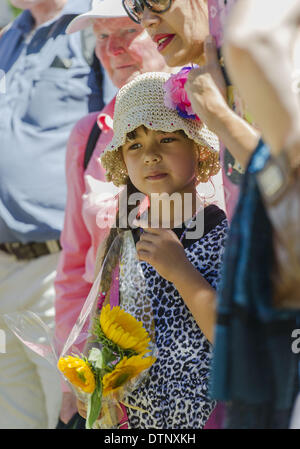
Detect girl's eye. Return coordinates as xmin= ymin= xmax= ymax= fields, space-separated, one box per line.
xmin=128 ymin=142 xmax=142 ymax=151
xmin=126 ymin=28 xmax=138 ymax=34
xmin=161 ymin=137 xmax=175 ymax=143
xmin=98 ymin=34 xmax=108 ymax=40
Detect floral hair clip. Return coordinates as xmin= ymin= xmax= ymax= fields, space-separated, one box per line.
xmin=163 ymin=66 xmax=200 ymax=121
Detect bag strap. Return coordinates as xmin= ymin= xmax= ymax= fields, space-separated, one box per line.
xmin=84 ymin=119 xmax=102 ymax=170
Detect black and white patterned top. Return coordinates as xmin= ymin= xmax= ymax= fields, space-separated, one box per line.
xmin=119 ymin=205 xmax=228 ymax=429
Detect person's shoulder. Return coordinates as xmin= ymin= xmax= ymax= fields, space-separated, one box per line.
xmin=0 ymin=10 xmax=29 ymax=38
xmin=73 ymin=111 xmax=100 ymax=136
xmin=68 ymin=111 xmax=98 ymax=151
xmin=73 ymin=99 xmax=116 ymax=137
xmin=67 ymin=98 xmax=116 ymax=160
xmin=66 ymin=111 xmax=100 ymax=163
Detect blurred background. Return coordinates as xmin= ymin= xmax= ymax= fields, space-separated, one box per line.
xmin=0 ymin=0 xmax=20 ymax=30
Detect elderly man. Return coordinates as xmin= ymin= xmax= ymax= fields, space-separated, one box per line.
xmin=54 ymin=0 xmax=170 ymax=426
xmin=0 ymin=0 xmax=115 ymax=429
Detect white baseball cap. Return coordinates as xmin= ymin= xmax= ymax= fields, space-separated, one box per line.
xmin=67 ymin=0 xmax=127 ymax=34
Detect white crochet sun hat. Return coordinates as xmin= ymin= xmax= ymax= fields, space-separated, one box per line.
xmin=101 ymin=72 xmax=220 ymax=186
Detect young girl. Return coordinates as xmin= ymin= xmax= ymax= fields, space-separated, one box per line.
xmin=89 ymin=72 xmax=228 ymax=429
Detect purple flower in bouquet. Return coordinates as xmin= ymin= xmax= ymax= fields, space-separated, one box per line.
xmin=97 ymin=292 xmax=106 ymax=311
xmin=163 ymin=67 xmax=201 ymax=121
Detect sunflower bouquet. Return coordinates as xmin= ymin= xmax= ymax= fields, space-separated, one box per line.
xmin=57 ymin=304 xmax=156 ymax=428
xmin=57 ymin=231 xmax=157 ymax=429
xmin=57 ymin=304 xmax=156 ymax=429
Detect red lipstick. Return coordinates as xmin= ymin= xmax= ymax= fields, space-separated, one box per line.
xmin=154 ymin=34 xmax=175 ymax=52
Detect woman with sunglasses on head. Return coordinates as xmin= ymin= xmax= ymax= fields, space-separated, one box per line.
xmin=122 ymin=0 xmax=260 ymax=170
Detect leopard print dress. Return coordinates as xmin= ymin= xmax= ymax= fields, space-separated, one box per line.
xmin=119 ymin=206 xmax=228 ymax=429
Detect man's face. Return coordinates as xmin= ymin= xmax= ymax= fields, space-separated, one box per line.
xmin=93 ymin=17 xmax=167 ymax=89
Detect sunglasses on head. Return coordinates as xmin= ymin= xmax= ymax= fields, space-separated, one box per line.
xmin=122 ymin=0 xmax=172 ymax=24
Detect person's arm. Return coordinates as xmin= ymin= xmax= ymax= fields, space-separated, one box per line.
xmin=222 ymin=0 xmax=300 ymax=310
xmin=185 ymin=36 xmax=261 ymax=169
xmin=54 ymin=115 xmax=100 ymax=426
xmin=170 ymin=258 xmax=217 ymax=344
xmin=223 ymin=0 xmax=300 ymax=162
xmin=54 ymin=116 xmax=97 ymax=361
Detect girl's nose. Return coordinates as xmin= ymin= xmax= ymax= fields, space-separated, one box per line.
xmin=144 ymin=152 xmax=162 ymax=165
xmin=141 ymin=8 xmax=161 ymax=30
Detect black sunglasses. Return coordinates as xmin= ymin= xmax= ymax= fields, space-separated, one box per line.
xmin=122 ymin=0 xmax=172 ymax=24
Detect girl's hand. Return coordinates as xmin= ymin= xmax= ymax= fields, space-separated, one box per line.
xmin=136 ymin=228 xmax=189 ymax=283
xmin=185 ymin=35 xmax=229 ymax=132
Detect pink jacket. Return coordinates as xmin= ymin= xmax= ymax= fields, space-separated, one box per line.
xmin=54 ymin=99 xmax=119 ymax=388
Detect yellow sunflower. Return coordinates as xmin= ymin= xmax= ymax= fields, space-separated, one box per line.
xmin=102 ymin=354 xmax=156 ymax=396
xmin=100 ymin=305 xmax=151 ymax=354
xmin=57 ymin=355 xmax=96 ymax=394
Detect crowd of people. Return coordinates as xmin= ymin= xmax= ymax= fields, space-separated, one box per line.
xmin=0 ymin=0 xmax=299 ymax=430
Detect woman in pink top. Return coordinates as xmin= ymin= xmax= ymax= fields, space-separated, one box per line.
xmin=54 ymin=0 xmax=168 ymax=424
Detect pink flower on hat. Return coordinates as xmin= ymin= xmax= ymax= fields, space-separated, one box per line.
xmin=163 ymin=67 xmax=201 ymax=121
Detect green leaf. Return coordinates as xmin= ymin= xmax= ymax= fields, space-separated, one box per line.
xmin=102 ymin=346 xmax=117 ymax=365
xmin=88 ymin=348 xmax=104 ymax=370
xmin=86 ymin=382 xmax=102 ymax=429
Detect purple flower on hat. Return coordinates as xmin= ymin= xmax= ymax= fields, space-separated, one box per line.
xmin=163 ymin=67 xmax=201 ymax=121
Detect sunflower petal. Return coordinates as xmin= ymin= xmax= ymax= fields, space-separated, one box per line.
xmin=99 ymin=305 xmax=152 ymax=354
